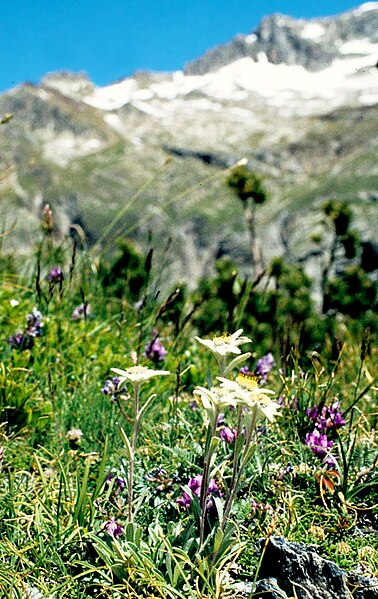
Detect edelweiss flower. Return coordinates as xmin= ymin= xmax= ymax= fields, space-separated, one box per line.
xmin=194 ymin=385 xmax=237 ymax=412
xmin=111 ymin=365 xmax=170 ymax=387
xmin=217 ymin=373 xmax=279 ymax=422
xmin=195 ymin=329 xmax=251 ymax=357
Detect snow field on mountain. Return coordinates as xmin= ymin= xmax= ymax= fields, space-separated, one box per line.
xmin=83 ymin=37 xmax=377 ymax=119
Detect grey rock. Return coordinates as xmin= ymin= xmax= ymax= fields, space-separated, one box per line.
xmin=185 ymin=6 xmax=378 ymax=75
xmin=253 ymin=577 xmax=288 ymax=598
xmin=253 ymin=536 xmax=378 ymax=599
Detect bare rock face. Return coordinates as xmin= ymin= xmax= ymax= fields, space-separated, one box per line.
xmin=251 ymin=536 xmax=378 ymax=599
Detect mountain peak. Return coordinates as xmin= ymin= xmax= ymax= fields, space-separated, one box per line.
xmin=41 ymin=70 xmax=94 ymax=99
xmin=184 ymin=3 xmax=378 ymax=75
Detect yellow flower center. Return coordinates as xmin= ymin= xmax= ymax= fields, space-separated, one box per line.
xmin=212 ymin=333 xmax=233 ymax=345
xmin=237 ymin=373 xmax=259 ymax=390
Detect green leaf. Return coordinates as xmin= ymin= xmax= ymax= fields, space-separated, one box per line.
xmin=72 ymin=458 xmax=91 ymax=525
xmin=213 ymin=526 xmax=224 ymax=554
xmin=234 ymin=432 xmax=245 ymax=462
xmin=138 ymin=393 xmax=157 ymax=420
xmin=119 ymin=426 xmax=133 ymax=460
xmin=224 ymin=351 xmax=251 ymax=375
xmin=213 ymin=499 xmax=224 ymax=529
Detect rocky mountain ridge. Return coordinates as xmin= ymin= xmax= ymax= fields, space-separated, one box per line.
xmin=0 ymin=3 xmax=377 ymax=285
xmin=185 ymin=2 xmax=378 ymax=74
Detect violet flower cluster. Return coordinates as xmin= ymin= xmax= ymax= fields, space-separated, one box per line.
xmin=101 ymin=377 xmax=121 ymax=397
xmin=106 ymin=471 xmax=127 ymax=495
xmin=219 ymin=426 xmax=237 ymax=443
xmin=25 ymin=308 xmax=44 ymax=337
xmin=46 ymin=266 xmax=64 ymax=284
xmin=177 ymin=474 xmax=221 ymax=512
xmin=105 ymin=520 xmax=123 ymax=538
xmin=144 ymin=330 xmax=167 ymax=363
xmin=305 ymin=429 xmax=336 ymax=465
xmin=240 ymin=351 xmax=275 ymax=385
xmin=255 ymin=352 xmax=275 ymax=384
xmin=72 ymin=303 xmax=91 ymax=320
xmin=250 ymin=499 xmax=273 ymax=516
xmin=307 ymin=402 xmax=346 ymax=431
xmin=305 ymin=402 xmax=345 ymax=466
xmin=8 ymin=308 xmax=44 ymax=351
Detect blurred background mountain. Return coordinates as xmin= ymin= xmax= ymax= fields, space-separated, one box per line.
xmin=0 ymin=3 xmax=377 ymax=286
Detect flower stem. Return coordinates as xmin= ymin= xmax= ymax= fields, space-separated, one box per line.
xmin=199 ymin=408 xmax=219 ymax=547
xmin=128 ymin=384 xmax=141 ymax=523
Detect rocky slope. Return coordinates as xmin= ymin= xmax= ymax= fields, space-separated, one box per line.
xmin=0 ymin=3 xmax=377 ymax=284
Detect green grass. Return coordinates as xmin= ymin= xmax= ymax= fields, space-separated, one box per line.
xmin=0 ymin=228 xmax=377 ymax=599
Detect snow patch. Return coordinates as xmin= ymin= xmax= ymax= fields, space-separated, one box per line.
xmin=338 ymin=38 xmax=377 ymax=55
xmin=41 ymin=132 xmax=102 ymax=167
xmin=132 ymin=101 xmax=166 ymax=117
xmin=104 ymin=113 xmax=122 ymax=127
xmin=300 ymin=22 xmax=325 ymax=40
xmin=257 ymin=52 xmax=268 ymax=63
xmin=359 ymin=92 xmax=378 ymax=104
xmin=245 ymin=33 xmax=257 ymax=44
xmin=37 ymin=89 xmax=52 ymax=101
xmin=353 ymin=2 xmax=378 ymax=14
xmin=83 ymin=31 xmax=378 ymax=118
xmin=84 ymin=78 xmax=138 ymax=110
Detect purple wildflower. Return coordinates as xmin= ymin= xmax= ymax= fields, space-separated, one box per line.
xmin=115 ymin=475 xmax=126 ymax=489
xmin=105 ymin=520 xmax=123 ymax=538
xmin=188 ymin=474 xmax=202 ymax=496
xmin=144 ymin=331 xmax=168 ymax=363
xmin=240 ymin=366 xmax=252 ymax=375
xmin=250 ymin=500 xmax=272 ymax=515
xmin=207 ymin=478 xmax=220 ymax=494
xmin=307 ymin=406 xmax=319 ymax=420
xmin=217 ymin=413 xmax=225 ymax=426
xmin=101 ymin=377 xmax=121 ymax=396
xmin=72 ymin=303 xmax=91 ymax=320
xmin=25 ymin=308 xmax=44 ymax=337
xmin=326 ymin=402 xmax=346 ymax=429
xmin=177 ymin=474 xmax=221 ymax=510
xmin=189 ymin=399 xmax=199 ymax=410
xmin=219 ymin=426 xmax=236 ymax=443
xmin=47 ymin=266 xmax=64 ymax=283
xmin=305 ymin=429 xmax=334 ymax=459
xmin=176 ymin=489 xmax=192 ymax=508
xmin=8 ymin=308 xmax=44 ymax=351
xmin=8 ymin=332 xmax=34 ymax=350
xmin=106 ymin=472 xmax=126 ymax=494
xmin=255 ymin=352 xmax=274 ymax=384
xmin=278 ymin=395 xmax=298 ymax=411
xmin=307 ymin=402 xmax=346 ymax=431
xmin=324 ymin=453 xmax=338 ymax=467
xmin=106 ymin=472 xmax=115 ymax=484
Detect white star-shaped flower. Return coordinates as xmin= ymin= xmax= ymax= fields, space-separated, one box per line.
xmin=195 ymin=329 xmax=251 ymax=357
xmin=217 ymin=374 xmax=279 ymax=422
xmin=111 ymin=365 xmax=170 ymax=387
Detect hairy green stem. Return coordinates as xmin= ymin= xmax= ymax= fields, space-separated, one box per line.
xmin=199 ymin=408 xmax=219 ymax=547
xmin=128 ymin=384 xmax=141 ymax=523
xmin=221 ymin=408 xmax=257 ymax=530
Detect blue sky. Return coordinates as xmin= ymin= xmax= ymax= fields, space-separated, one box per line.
xmin=1 ymin=0 xmax=363 ymax=92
